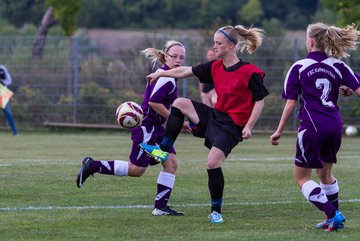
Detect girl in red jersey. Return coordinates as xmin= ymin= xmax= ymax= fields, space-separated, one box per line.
xmin=140 ymin=25 xmax=269 ymax=223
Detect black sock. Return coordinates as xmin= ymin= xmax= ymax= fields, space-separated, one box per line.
xmin=160 ymin=107 xmax=184 ymax=151
xmin=207 ymin=168 xmax=224 ymax=213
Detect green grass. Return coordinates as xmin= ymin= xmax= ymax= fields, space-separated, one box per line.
xmin=1 ymin=130 xmax=359 ymax=241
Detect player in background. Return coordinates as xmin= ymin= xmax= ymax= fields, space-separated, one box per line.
xmin=0 ymin=65 xmax=18 ymax=136
xmin=76 ymin=40 xmax=191 ymax=216
xmin=270 ymin=22 xmax=360 ymax=232
xmin=199 ymin=49 xmax=217 ymax=107
xmin=141 ymin=25 xmax=269 ymax=223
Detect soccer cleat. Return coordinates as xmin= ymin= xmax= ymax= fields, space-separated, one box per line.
xmin=317 ymin=218 xmax=344 ymax=230
xmin=139 ymin=143 xmax=169 ymax=162
xmin=152 ymin=206 xmax=184 ymax=216
xmin=316 ymin=217 xmax=331 ymax=229
xmin=76 ymin=156 xmax=94 ymax=188
xmin=325 ymin=211 xmax=346 ymax=232
xmin=208 ymin=211 xmax=224 ymax=224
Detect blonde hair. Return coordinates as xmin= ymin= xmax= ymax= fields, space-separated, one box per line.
xmin=217 ymin=25 xmax=265 ymax=54
xmin=307 ymin=22 xmax=360 ymax=58
xmin=141 ymin=40 xmax=185 ymax=64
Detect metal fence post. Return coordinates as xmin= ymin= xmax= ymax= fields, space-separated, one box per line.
xmin=73 ymin=36 xmax=79 ymax=123
xmin=182 ymin=35 xmax=188 ymax=97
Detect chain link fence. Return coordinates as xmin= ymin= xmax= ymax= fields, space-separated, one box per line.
xmin=0 ymin=33 xmax=359 ymax=131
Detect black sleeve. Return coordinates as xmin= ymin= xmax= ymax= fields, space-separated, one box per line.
xmin=248 ymin=73 xmax=269 ymax=101
xmin=191 ymin=61 xmax=215 ymax=84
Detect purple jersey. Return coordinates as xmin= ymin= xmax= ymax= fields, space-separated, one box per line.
xmin=128 ymin=65 xmax=177 ymax=167
xmin=141 ymin=65 xmax=178 ymax=126
xmin=283 ymin=51 xmax=360 ymax=129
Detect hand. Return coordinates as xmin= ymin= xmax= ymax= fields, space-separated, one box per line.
xmin=146 ymin=72 xmax=160 ymax=83
xmin=182 ymin=121 xmax=192 ymax=132
xmin=242 ymin=126 xmax=252 ymax=140
xmin=270 ymin=131 xmax=281 ymax=145
xmin=339 ymin=86 xmax=353 ymax=97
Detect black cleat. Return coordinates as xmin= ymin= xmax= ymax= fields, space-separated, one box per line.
xmin=152 ymin=206 xmax=184 ymax=216
xmin=76 ymin=157 xmax=94 ymax=188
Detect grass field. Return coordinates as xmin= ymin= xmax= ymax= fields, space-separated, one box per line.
xmin=1 ymin=130 xmax=359 ymax=241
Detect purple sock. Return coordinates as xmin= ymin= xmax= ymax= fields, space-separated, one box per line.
xmin=309 ymin=187 xmax=336 ymax=218
xmin=326 ymin=193 xmax=339 ymax=210
xmin=90 ymin=160 xmax=115 ymax=175
xmin=154 ymin=183 xmax=172 ymax=209
xmin=154 ymin=171 xmax=175 ymax=209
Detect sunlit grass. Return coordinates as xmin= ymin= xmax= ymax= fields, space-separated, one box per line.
xmin=1 ymin=131 xmax=359 ymax=241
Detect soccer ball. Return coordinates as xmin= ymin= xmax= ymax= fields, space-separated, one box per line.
xmin=115 ymin=101 xmax=143 ymax=129
xmin=345 ymin=125 xmax=357 ymax=137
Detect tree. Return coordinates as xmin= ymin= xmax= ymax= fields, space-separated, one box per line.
xmin=0 ymin=0 xmax=46 ymax=28
xmin=32 ymin=0 xmax=81 ymax=58
xmin=322 ymin=0 xmax=360 ymax=25
xmin=32 ymin=7 xmax=55 ymax=58
xmin=239 ymin=0 xmax=264 ymax=25
xmin=47 ymin=0 xmax=81 ymax=36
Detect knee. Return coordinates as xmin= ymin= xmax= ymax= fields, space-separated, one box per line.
xmin=128 ymin=165 xmax=146 ymax=177
xmin=162 ymin=155 xmax=177 ymax=174
xmin=173 ymin=98 xmax=190 ymax=110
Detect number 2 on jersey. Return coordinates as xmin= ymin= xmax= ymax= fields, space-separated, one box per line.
xmin=315 ymin=78 xmax=335 ymax=107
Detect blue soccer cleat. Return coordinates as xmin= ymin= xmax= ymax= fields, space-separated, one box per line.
xmin=208 ymin=211 xmax=224 ymax=224
xmin=325 ymin=211 xmax=346 ymax=232
xmin=139 ymin=143 xmax=169 ymax=162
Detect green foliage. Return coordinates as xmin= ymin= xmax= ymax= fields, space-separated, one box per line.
xmin=285 ymin=9 xmax=310 ymax=30
xmin=322 ymin=0 xmax=360 ymax=25
xmin=0 ymin=20 xmax=18 ymax=35
xmin=0 ymin=0 xmax=322 ymax=31
xmin=46 ymin=0 xmax=81 ymax=36
xmin=311 ymin=8 xmax=339 ymax=25
xmin=0 ymin=0 xmax=46 ymax=28
xmin=12 ymin=85 xmax=51 ymax=124
xmin=261 ymin=18 xmax=285 ymax=37
xmin=239 ymin=0 xmax=264 ymax=25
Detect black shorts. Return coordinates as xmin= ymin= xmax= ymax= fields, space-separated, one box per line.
xmin=190 ymin=100 xmax=243 ymax=157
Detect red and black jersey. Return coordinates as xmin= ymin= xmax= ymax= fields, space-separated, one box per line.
xmin=192 ymin=59 xmax=268 ymax=126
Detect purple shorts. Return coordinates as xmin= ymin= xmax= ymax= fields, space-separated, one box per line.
xmin=294 ymin=124 xmax=342 ymax=169
xmin=129 ymin=125 xmax=176 ymax=167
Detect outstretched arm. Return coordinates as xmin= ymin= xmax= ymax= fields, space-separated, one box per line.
xmin=270 ymin=99 xmax=297 ymax=145
xmin=147 ymin=66 xmax=194 ymax=82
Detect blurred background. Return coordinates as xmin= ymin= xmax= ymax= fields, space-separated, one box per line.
xmin=0 ymin=0 xmax=359 ymax=131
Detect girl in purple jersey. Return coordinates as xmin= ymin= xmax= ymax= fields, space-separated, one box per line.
xmin=76 ymin=40 xmax=190 ymax=216
xmin=270 ymin=22 xmax=360 ymax=232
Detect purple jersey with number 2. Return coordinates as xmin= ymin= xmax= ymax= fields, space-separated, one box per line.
xmin=283 ymin=51 xmax=360 ymax=168
xmin=129 ymin=65 xmax=177 ymax=167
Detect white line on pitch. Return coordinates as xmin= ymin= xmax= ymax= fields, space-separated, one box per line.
xmin=1 ymin=155 xmax=359 ymax=167
xmin=1 ymin=199 xmax=359 ymax=212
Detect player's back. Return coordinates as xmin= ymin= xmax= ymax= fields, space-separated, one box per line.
xmin=284 ymin=52 xmax=349 ymax=126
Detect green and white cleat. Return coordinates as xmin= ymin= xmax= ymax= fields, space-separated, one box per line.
xmin=139 ymin=143 xmax=169 ymax=162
